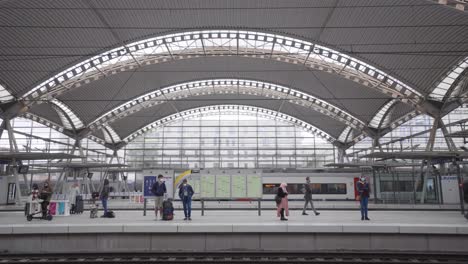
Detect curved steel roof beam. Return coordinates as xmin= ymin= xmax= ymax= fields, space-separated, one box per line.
xmin=122 ymin=104 xmax=337 ymax=145
xmin=50 ymin=99 xmax=85 ymax=131
xmin=88 ymin=78 xmax=368 ymax=136
xmin=20 ymin=30 xmax=423 ymax=107
xmin=430 ymin=56 xmax=468 ymax=101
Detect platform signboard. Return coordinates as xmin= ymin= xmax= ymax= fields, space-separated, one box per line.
xmin=231 ymin=175 xmax=247 ymax=198
xmin=200 ymin=174 xmax=215 ymax=197
xmin=142 ymin=170 xmax=174 ymax=198
xmin=143 ymin=176 xmax=157 ymax=198
xmin=246 ymin=174 xmax=262 ymax=198
xmin=215 ymin=175 xmax=231 ymax=198
xmin=200 ymin=169 xmax=262 ymax=199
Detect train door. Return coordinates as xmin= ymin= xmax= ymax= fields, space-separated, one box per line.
xmin=353 ymin=177 xmax=359 ymax=199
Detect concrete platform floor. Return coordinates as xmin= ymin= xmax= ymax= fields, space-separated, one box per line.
xmin=1 ymin=210 xmax=467 ymax=231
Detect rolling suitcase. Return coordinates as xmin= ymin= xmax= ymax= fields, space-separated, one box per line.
xmin=162 ymin=199 xmax=174 ymax=221
xmin=75 ymin=195 xmax=84 ymax=214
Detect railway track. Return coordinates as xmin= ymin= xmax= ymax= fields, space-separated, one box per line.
xmin=1 ymin=252 xmax=468 ymax=264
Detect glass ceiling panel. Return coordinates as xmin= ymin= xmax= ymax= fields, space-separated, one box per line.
xmin=430 ymin=56 xmax=468 ymax=101
xmin=51 ymin=99 xmax=84 ymax=130
xmin=0 ymin=84 xmax=14 ymax=102
xmin=369 ymin=100 xmax=397 ymax=128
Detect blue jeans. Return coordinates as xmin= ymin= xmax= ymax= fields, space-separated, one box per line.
xmin=182 ymin=196 xmax=192 ymax=218
xmin=101 ymin=198 xmax=108 ymax=214
xmin=360 ymin=196 xmax=368 ymax=218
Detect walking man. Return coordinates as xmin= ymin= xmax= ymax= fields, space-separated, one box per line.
xmin=178 ymin=178 xmax=194 ymax=220
xmin=151 ymin=175 xmax=167 ymax=220
xmin=302 ymin=177 xmax=320 ymax=216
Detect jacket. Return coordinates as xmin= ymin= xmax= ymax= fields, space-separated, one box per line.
xmin=304 ymin=183 xmax=312 ymax=200
xmin=100 ymin=185 xmax=110 ymax=199
xmin=178 ymin=184 xmax=194 ymax=200
xmin=152 ymin=181 xmax=167 ymax=197
xmin=356 ymin=181 xmax=370 ymax=198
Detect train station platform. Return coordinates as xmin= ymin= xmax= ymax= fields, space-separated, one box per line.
xmin=1 ymin=210 xmax=467 ymax=254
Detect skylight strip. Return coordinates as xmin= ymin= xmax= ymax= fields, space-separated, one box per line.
xmin=369 ymin=100 xmax=397 ymax=128
xmin=430 ymin=56 xmax=468 ymax=101
xmin=51 ymin=99 xmax=84 ymax=129
xmin=22 ymin=30 xmax=421 ymax=105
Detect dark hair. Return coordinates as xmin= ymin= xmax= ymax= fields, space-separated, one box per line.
xmin=158 ymin=175 xmax=164 ymax=179
xmin=306 ymin=177 xmax=310 ymax=180
xmin=32 ymin=183 xmax=38 ymax=189
xmin=182 ymin=178 xmax=187 ymax=183
xmin=104 ymin=179 xmax=109 ymax=185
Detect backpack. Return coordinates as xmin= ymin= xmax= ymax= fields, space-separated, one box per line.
xmin=104 ymin=211 xmax=115 ymax=218
xmin=162 ymin=200 xmax=174 ymax=221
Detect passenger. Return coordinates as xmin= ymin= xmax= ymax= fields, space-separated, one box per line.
xmin=276 ymin=182 xmax=289 ymax=221
xmin=302 ymin=176 xmax=320 ymax=216
xmin=356 ymin=176 xmax=370 ymax=221
xmin=40 ymin=181 xmax=53 ymax=218
xmin=151 ymin=175 xmax=167 ymax=220
xmin=178 ymin=178 xmax=194 ymax=221
xmin=30 ymin=183 xmax=40 ymax=213
xmin=100 ymin=179 xmax=110 ymax=217
xmin=68 ymin=182 xmax=80 ymax=214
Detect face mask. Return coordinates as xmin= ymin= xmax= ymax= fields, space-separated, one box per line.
xmin=360 ymin=177 xmax=366 ymax=182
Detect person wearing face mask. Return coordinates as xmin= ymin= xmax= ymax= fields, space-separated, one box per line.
xmin=151 ymin=175 xmax=167 ymax=220
xmin=178 ymin=178 xmax=194 ymax=220
xmin=276 ymin=183 xmax=289 ymax=221
xmin=356 ymin=176 xmax=370 ymax=221
xmin=302 ymin=177 xmax=320 ymax=216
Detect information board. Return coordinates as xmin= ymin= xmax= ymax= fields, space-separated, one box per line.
xmin=231 ymin=175 xmax=247 ymax=198
xmin=215 ymin=175 xmax=231 ymax=198
xmin=200 ymin=175 xmax=215 ymax=197
xmin=246 ymin=175 xmax=262 ymax=198
xmin=143 ymin=176 xmax=157 ymax=198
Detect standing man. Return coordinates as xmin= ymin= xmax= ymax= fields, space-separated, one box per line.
xmin=100 ymin=179 xmax=110 ymax=217
xmin=151 ymin=175 xmax=167 ymax=220
xmin=178 ymin=178 xmax=194 ymax=220
xmin=302 ymin=177 xmax=320 ymax=216
xmin=356 ymin=176 xmax=370 ymax=221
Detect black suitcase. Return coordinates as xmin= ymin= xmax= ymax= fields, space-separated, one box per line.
xmin=75 ymin=195 xmax=84 ymax=214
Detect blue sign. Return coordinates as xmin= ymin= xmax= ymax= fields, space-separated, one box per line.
xmin=143 ymin=176 xmax=157 ymax=197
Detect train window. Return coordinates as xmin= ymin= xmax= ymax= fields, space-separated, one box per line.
xmin=263 ymin=183 xmax=347 ymax=195
xmin=380 ymin=181 xmax=414 ymax=192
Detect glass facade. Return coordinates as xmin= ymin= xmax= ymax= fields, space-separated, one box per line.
xmin=124 ymin=113 xmax=336 ymax=169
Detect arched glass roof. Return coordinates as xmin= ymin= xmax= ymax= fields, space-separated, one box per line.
xmin=122 ymin=105 xmax=337 ymax=145
xmin=369 ymin=99 xmax=398 ymax=129
xmin=430 ymin=56 xmax=468 ymax=101
xmin=50 ymin=99 xmax=84 ymax=130
xmin=21 ymin=30 xmax=422 ymax=108
xmin=89 ymin=78 xmax=367 ymax=134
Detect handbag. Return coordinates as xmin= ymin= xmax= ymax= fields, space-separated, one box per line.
xmin=275 ymin=195 xmax=282 ymax=205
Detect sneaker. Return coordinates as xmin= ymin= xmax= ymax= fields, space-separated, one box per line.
xmin=183 ymin=217 xmax=188 ymax=220
xmin=315 ymin=212 xmax=320 ymax=216
xmin=361 ymin=216 xmax=364 ymax=221
xmin=365 ymin=217 xmax=370 ymax=221
xmin=188 ymin=217 xmax=192 ymax=221
xmin=280 ymin=218 xmax=288 ymax=221
xmin=302 ymin=212 xmax=308 ymax=215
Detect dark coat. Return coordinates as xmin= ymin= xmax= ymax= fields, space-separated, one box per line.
xmin=178 ymin=184 xmax=194 ymax=199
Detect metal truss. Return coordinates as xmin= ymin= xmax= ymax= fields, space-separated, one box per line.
xmin=21 ymin=30 xmax=422 ymax=107
xmin=88 ymin=78 xmax=367 ymax=138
